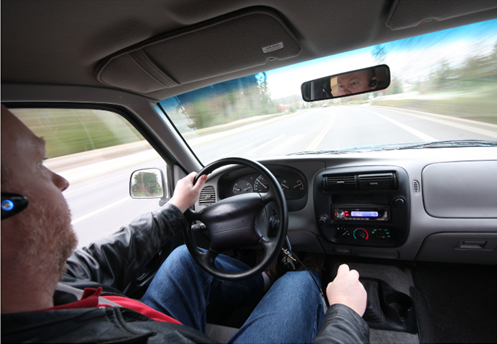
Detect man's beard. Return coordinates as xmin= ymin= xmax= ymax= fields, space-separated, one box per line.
xmin=13 ymin=192 xmax=78 ymax=280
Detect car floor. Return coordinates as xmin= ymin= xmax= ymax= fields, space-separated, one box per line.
xmin=410 ymin=262 xmax=497 ymax=343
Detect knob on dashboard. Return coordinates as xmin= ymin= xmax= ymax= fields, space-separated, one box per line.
xmin=394 ymin=197 xmax=405 ymax=207
xmin=353 ymin=228 xmax=369 ymax=240
xmin=318 ymin=214 xmax=329 ymax=224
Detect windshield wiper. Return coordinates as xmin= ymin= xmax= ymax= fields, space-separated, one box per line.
xmin=392 ymin=140 xmax=497 ymax=150
xmin=288 ymin=149 xmax=349 ymax=156
xmin=288 ymin=140 xmax=497 ymax=156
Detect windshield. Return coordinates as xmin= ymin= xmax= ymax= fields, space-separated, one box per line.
xmin=161 ymin=19 xmax=497 ymax=164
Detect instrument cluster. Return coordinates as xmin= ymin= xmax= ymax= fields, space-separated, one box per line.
xmin=230 ymin=173 xmax=305 ymax=200
xmin=217 ymin=164 xmax=308 ymax=211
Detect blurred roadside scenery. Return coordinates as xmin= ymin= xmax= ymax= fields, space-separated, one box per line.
xmin=369 ymin=23 xmax=497 ymax=125
xmin=13 ymin=108 xmax=146 ymax=159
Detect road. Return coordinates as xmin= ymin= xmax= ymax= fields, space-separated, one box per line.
xmin=64 ymin=105 xmax=497 ymax=248
xmin=191 ymin=105 xmax=497 ymax=162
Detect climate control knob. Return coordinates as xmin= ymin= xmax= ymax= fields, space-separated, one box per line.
xmin=353 ymin=228 xmax=369 ymax=240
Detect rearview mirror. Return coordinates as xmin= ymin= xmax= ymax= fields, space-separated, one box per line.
xmin=130 ymin=168 xmax=165 ymax=199
xmin=301 ymin=64 xmax=390 ymax=101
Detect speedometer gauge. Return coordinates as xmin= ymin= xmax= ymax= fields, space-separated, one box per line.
xmin=254 ymin=175 xmax=270 ymax=192
xmin=232 ymin=180 xmax=253 ymax=195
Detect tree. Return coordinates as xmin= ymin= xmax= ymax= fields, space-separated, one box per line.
xmin=257 ymin=72 xmax=276 ymax=114
xmin=372 ymin=44 xmax=388 ymax=64
xmin=132 ymin=172 xmax=162 ymax=197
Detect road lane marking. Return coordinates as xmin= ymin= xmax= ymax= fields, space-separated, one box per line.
xmin=361 ymin=108 xmax=436 ymax=141
xmin=306 ymin=114 xmax=337 ymax=151
xmin=376 ymin=106 xmax=497 ymax=139
xmin=71 ymin=197 xmax=131 ymax=225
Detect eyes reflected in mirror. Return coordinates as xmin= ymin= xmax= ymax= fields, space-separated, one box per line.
xmin=130 ymin=168 xmax=165 ymax=199
xmin=301 ymin=64 xmax=390 ymax=102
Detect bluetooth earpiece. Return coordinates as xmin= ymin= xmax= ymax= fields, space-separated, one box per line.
xmin=1 ymin=193 xmax=28 ymax=220
xmin=371 ymin=80 xmax=378 ymax=87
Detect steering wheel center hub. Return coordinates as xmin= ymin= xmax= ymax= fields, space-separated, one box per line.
xmin=202 ymin=193 xmax=266 ymax=251
xmin=184 ymin=157 xmax=288 ymax=281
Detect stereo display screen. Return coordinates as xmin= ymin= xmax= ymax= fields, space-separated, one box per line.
xmin=350 ymin=211 xmax=379 ymax=217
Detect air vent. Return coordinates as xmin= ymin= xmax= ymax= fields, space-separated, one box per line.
xmin=323 ymin=175 xmax=357 ymax=191
xmin=199 ymin=186 xmax=216 ymax=205
xmin=412 ymin=180 xmax=421 ymax=194
xmin=358 ymin=173 xmax=396 ymax=190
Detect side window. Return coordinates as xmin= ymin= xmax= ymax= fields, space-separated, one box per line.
xmin=11 ymin=108 xmax=168 ymax=248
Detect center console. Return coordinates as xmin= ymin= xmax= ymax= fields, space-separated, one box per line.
xmin=314 ymin=166 xmax=410 ymax=247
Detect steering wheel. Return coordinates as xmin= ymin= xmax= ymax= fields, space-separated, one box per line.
xmin=184 ymin=157 xmax=288 ymax=281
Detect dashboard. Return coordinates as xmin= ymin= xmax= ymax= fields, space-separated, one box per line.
xmin=195 ymin=147 xmax=497 ymax=266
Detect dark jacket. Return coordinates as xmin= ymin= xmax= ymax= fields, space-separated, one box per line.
xmin=2 ymin=203 xmax=369 ymax=343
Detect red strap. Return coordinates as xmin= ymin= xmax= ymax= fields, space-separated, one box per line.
xmin=105 ymin=295 xmax=182 ymax=324
xmin=37 ymin=287 xmax=102 ymax=311
xmin=36 ymin=287 xmax=182 ymax=324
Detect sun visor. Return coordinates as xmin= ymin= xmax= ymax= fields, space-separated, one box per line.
xmin=386 ymin=0 xmax=497 ymax=30
xmin=97 ymin=9 xmax=301 ymax=93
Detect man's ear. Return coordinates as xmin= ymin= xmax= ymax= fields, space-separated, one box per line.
xmin=370 ymin=77 xmax=378 ymax=88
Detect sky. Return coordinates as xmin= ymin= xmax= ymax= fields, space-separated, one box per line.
xmin=266 ymin=19 xmax=497 ymax=99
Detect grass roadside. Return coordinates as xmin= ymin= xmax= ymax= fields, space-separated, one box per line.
xmin=181 ymin=110 xmax=297 ymax=139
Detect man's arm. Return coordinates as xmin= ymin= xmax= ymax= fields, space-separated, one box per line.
xmin=62 ymin=172 xmax=207 ymax=292
xmin=313 ymin=264 xmax=370 ymax=343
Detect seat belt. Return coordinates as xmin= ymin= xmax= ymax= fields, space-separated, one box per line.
xmin=56 ymin=283 xmax=121 ymax=307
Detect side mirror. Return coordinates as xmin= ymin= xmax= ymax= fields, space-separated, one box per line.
xmin=130 ymin=168 xmax=165 ymax=199
xmin=301 ymin=64 xmax=390 ymax=101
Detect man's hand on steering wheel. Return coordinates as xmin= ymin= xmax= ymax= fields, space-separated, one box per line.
xmin=169 ymin=172 xmax=208 ymax=213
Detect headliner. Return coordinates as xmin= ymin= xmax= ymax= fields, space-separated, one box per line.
xmin=3 ymin=0 xmax=497 ymax=100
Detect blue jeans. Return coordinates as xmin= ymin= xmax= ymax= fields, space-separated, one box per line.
xmin=142 ymin=245 xmax=325 ymax=343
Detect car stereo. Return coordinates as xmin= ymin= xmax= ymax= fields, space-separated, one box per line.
xmin=314 ymin=166 xmax=410 ymax=248
xmin=333 ymin=206 xmax=389 ymax=221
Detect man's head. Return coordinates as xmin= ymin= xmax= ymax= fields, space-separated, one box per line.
xmin=1 ymin=105 xmax=77 ymax=312
xmin=334 ymin=69 xmax=378 ymax=96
